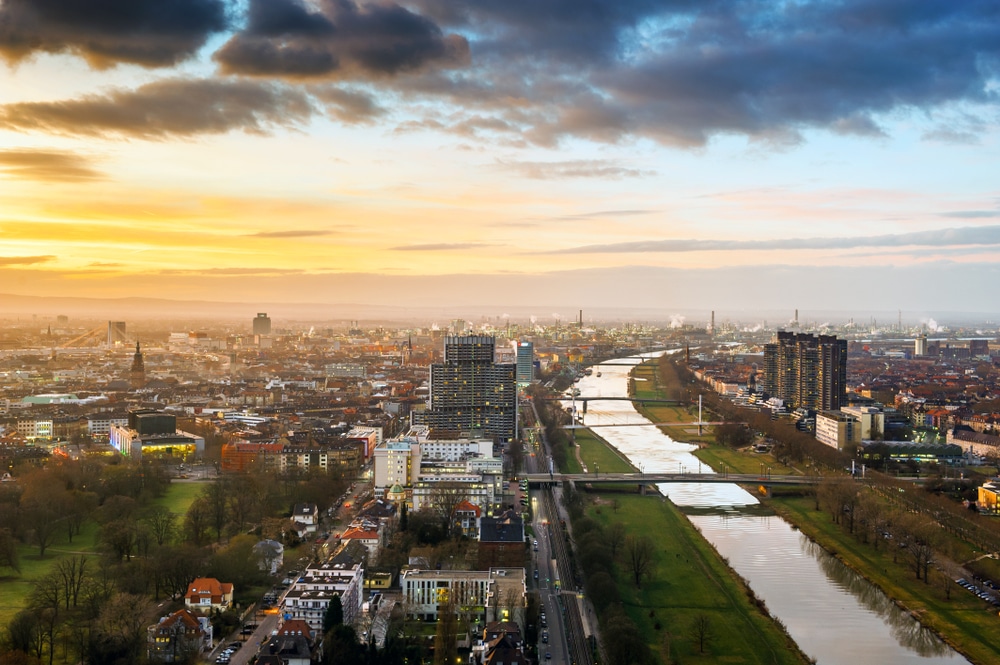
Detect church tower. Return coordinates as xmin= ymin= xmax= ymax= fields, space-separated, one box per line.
xmin=130 ymin=341 xmax=146 ymax=389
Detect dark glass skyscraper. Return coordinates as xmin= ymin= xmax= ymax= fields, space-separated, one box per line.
xmin=413 ymin=335 xmax=517 ymax=441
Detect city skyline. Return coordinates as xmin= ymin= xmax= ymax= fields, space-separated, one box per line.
xmin=1 ymin=1 xmax=999 ymax=312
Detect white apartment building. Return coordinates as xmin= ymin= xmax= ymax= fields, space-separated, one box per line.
xmin=841 ymin=406 xmax=885 ymax=440
xmin=281 ymin=560 xmax=364 ymax=632
xmin=400 ymin=568 xmax=526 ymax=626
xmin=815 ymin=411 xmax=860 ymax=450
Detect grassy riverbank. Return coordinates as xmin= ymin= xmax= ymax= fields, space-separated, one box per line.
xmin=571 ymin=424 xmax=808 ymax=664
xmin=624 ymin=356 xmax=1000 ymax=663
xmin=768 ymin=495 xmax=1000 ymax=665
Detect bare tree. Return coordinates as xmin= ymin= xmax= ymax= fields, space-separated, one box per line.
xmin=55 ymin=555 xmax=89 ymax=609
xmin=427 ymin=482 xmax=470 ymax=536
xmin=625 ymin=534 xmax=656 ymax=588
xmin=689 ymin=613 xmax=713 ymax=654
xmin=142 ymin=505 xmax=177 ymax=546
xmin=608 ymin=522 xmax=627 ymax=561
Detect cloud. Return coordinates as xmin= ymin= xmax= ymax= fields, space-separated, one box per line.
xmin=939 ymin=211 xmax=1000 ymax=219
xmin=495 ymin=159 xmax=653 ymax=180
xmin=87 ymin=262 xmax=124 ymax=268
xmin=213 ymin=0 xmax=469 ymax=79
xmin=549 ymin=225 xmax=1000 ymax=254
xmin=0 ymin=149 xmax=104 ymax=181
xmin=398 ymin=1 xmax=1000 ymax=147
xmin=311 ymin=86 xmax=386 ymax=123
xmin=248 ymin=229 xmax=333 ymax=238
xmin=158 ymin=267 xmax=306 ymax=276
xmin=390 ymin=242 xmax=492 ymax=251
xmin=0 ymin=79 xmax=316 ymax=139
xmin=0 ymin=0 xmax=227 ymax=67
xmin=0 ymin=255 xmax=56 ymax=266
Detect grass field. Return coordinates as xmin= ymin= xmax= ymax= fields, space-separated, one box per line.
xmin=588 ymin=493 xmax=809 ymax=665
xmin=631 ymin=361 xmax=716 ymax=445
xmin=0 ymin=481 xmax=204 ymax=629
xmin=769 ymin=496 xmax=1000 ymax=665
xmin=151 ymin=480 xmax=204 ymax=516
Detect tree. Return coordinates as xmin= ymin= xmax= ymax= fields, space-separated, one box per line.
xmin=91 ymin=592 xmax=153 ymax=665
xmin=607 ymin=522 xmax=627 ymax=561
xmin=625 ymin=534 xmax=656 ymax=588
xmin=427 ymin=482 xmax=469 ymax=537
xmin=689 ymin=613 xmax=713 ymax=654
xmin=0 ymin=527 xmax=21 ymax=574
xmin=7 ymin=610 xmax=45 ymax=662
xmin=432 ymin=597 xmax=458 ymax=665
xmin=399 ymin=502 xmax=408 ymax=531
xmin=142 ymin=505 xmax=177 ymax=547
xmin=183 ymin=497 xmax=211 ymax=546
xmin=323 ymin=594 xmax=344 ymax=633
xmin=55 ymin=555 xmax=89 ymax=609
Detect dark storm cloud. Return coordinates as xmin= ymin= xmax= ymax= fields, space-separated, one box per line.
xmin=0 ymin=149 xmax=104 ymax=181
xmin=548 ymin=226 xmax=1000 ymax=254
xmin=0 ymin=79 xmax=317 ymax=138
xmin=400 ymin=0 xmax=1000 ymax=147
xmin=0 ymin=0 xmax=228 ymax=67
xmin=214 ymin=0 xmax=469 ymax=79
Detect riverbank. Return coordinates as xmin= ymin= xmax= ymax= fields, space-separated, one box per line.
xmin=571 ymin=427 xmax=810 ymax=665
xmin=624 ymin=358 xmax=999 ymax=664
xmin=768 ymin=495 xmax=1000 ymax=665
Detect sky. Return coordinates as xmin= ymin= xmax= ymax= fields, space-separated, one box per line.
xmin=1 ymin=0 xmax=999 ymax=317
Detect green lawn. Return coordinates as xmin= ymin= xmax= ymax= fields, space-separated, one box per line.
xmin=693 ymin=445 xmax=801 ymax=477
xmin=0 ymin=520 xmax=101 ymax=628
xmin=574 ymin=429 xmax=635 ymax=475
xmin=769 ymin=496 xmax=1000 ymax=665
xmin=151 ymin=480 xmax=204 ymax=516
xmin=589 ymin=494 xmax=808 ymax=665
xmin=0 ymin=481 xmax=203 ymax=628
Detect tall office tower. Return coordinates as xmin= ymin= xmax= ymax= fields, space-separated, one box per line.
xmin=107 ymin=321 xmax=127 ymax=347
xmin=763 ymin=331 xmax=846 ymax=411
xmin=515 ymin=341 xmax=534 ymax=386
xmin=130 ymin=341 xmax=146 ymax=389
xmin=414 ymin=335 xmax=517 ymax=441
xmin=914 ymin=334 xmax=928 ymax=357
xmin=253 ymin=312 xmax=271 ymax=335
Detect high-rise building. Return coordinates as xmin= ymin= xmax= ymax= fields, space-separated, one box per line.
xmin=253 ymin=313 xmax=272 ymax=336
xmin=763 ymin=331 xmax=846 ymax=411
xmin=107 ymin=321 xmax=127 ymax=347
xmin=413 ymin=335 xmax=516 ymax=441
xmin=515 ymin=341 xmax=534 ymax=386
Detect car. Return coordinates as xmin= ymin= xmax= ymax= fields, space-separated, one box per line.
xmin=229 ymin=642 xmax=242 ymax=649
xmin=534 ymin=569 xmax=539 ymax=580
xmin=545 ymin=652 xmax=552 ymax=660
xmin=542 ymin=631 xmax=549 ymax=644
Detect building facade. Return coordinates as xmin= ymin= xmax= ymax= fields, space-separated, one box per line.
xmin=763 ymin=332 xmax=847 ymax=412
xmin=280 ymin=561 xmax=364 ymax=631
xmin=515 ymin=341 xmax=534 ymax=386
xmin=413 ymin=336 xmax=517 ymax=442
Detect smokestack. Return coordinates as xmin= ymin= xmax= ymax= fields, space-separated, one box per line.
xmin=710 ymin=310 xmax=715 ymax=334
xmin=794 ymin=309 xmax=798 ymax=325
xmin=579 ymin=309 xmax=583 ymax=328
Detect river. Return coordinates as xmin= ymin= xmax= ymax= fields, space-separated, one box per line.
xmin=571 ymin=354 xmax=970 ymax=665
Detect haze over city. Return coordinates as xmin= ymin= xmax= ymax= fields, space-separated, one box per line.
xmin=1 ymin=0 xmax=999 ymax=315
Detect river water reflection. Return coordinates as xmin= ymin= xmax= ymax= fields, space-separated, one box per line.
xmin=571 ymin=355 xmax=970 ymax=664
